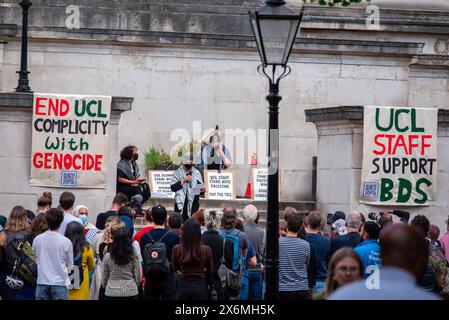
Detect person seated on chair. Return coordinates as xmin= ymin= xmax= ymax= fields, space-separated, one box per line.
xmin=116 ymin=145 xmax=151 ymax=205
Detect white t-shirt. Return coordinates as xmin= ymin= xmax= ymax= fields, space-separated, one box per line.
xmin=33 ymin=230 xmax=74 ymax=286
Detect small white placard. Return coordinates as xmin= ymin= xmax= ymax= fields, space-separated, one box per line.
xmin=148 ymin=170 xmax=175 ymax=198
xmin=205 ymin=171 xmax=236 ymax=200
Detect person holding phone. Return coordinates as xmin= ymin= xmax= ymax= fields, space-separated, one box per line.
xmin=117 ymin=145 xmax=151 ymax=204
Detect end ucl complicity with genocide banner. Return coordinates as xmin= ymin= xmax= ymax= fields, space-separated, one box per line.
xmin=30 ymin=94 xmax=112 ymax=188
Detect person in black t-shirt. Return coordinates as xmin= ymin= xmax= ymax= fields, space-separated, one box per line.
xmin=95 ymin=193 xmax=128 ymax=230
xmin=140 ymin=205 xmax=179 ymax=300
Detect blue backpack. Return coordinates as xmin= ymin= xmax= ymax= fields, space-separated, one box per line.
xmin=219 ymin=229 xmax=243 ymax=272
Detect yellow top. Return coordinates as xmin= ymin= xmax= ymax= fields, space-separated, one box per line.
xmin=69 ymin=246 xmax=95 ymax=300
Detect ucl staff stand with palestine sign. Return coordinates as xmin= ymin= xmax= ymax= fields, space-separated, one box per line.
xmin=360 ymin=106 xmax=438 ymax=206
xmin=30 ymin=93 xmax=112 ymax=188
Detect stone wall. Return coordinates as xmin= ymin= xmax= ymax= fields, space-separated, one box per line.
xmin=0 ymin=93 xmax=132 ymax=220
xmin=1 ymin=1 xmax=449 ymax=222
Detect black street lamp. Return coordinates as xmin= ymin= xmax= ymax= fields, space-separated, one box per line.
xmin=249 ymin=0 xmax=303 ymax=300
xmin=15 ymin=0 xmax=33 ymax=92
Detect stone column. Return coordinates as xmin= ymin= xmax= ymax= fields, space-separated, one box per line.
xmin=0 ymin=92 xmax=133 ymax=223
xmin=306 ymin=106 xmax=449 ymax=232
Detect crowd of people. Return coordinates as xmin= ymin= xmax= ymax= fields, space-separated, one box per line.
xmin=0 ymin=190 xmax=448 ymax=301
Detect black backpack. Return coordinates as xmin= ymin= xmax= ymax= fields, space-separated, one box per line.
xmin=142 ymin=231 xmax=171 ymax=274
xmin=69 ymin=249 xmax=84 ymax=289
xmin=4 ymin=231 xmax=38 ymax=285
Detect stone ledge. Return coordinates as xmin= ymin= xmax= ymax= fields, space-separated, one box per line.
xmin=410 ymin=55 xmax=449 ymax=68
xmin=0 ymin=92 xmax=133 ymax=113
xmin=305 ymin=106 xmax=449 ymax=126
xmin=0 ymin=24 xmax=17 ymax=36
xmin=8 ymin=27 xmax=424 ymax=56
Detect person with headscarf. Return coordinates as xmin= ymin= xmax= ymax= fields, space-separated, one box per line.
xmin=116 ymin=145 xmax=151 ymax=206
xmin=171 ymin=154 xmax=204 ymax=222
xmin=73 ymin=205 xmax=98 ymax=246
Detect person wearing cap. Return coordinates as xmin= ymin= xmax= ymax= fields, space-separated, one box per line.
xmin=242 ymin=204 xmax=265 ymax=300
xmin=330 ymin=211 xmax=346 ymax=239
xmin=439 ymin=215 xmax=449 ymax=263
xmin=329 ymin=212 xmax=362 ymax=260
xmin=140 ymin=205 xmax=179 ymax=300
xmin=196 ymin=126 xmax=232 ymax=173
xmin=171 ymin=155 xmax=204 ymax=222
xmin=354 ymin=221 xmax=382 ymax=278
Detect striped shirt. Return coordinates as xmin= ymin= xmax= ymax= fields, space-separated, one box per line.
xmin=279 ymin=236 xmax=310 ymax=291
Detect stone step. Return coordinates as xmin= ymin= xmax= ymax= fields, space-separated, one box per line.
xmin=144 ymin=197 xmax=315 ymax=212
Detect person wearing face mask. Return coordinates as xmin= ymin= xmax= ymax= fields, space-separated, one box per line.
xmin=73 ymin=205 xmax=98 ymax=246
xmin=171 ymin=155 xmax=205 ymax=222
xmin=117 ymin=145 xmax=151 ymax=206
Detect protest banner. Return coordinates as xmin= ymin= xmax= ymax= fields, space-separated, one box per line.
xmin=148 ymin=170 xmax=176 ymax=198
xmin=205 ymin=171 xmax=236 ymax=200
xmin=252 ymin=168 xmax=268 ymax=201
xmin=30 ymin=93 xmax=111 ymax=188
xmin=360 ymin=106 xmax=437 ymax=206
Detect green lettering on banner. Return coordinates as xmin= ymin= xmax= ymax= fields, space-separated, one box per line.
xmin=87 ymin=101 xmax=97 ymax=117
xmin=411 ymin=109 xmax=425 ymax=133
xmin=97 ymin=100 xmax=107 ymax=118
xmin=397 ymin=178 xmax=412 ymax=203
xmin=375 ymin=108 xmax=394 ymax=132
xmin=415 ymin=178 xmax=432 ymax=204
xmin=394 ymin=109 xmax=410 ymax=133
xmin=74 ymin=100 xmax=84 ymax=117
xmin=380 ymin=178 xmax=394 ymax=202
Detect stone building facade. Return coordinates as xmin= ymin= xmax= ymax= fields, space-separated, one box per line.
xmin=1 ymin=0 xmax=449 ymax=229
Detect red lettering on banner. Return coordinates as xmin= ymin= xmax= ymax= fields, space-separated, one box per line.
xmin=421 ymin=135 xmax=432 ymax=155
xmin=373 ymin=135 xmax=386 ymax=155
xmin=94 ymin=155 xmax=102 ymax=171
xmin=31 ymin=153 xmax=103 ymax=171
xmin=44 ymin=153 xmax=52 ymax=169
xmin=33 ymin=153 xmax=43 ymax=168
xmin=35 ymin=98 xmax=47 ymax=116
xmin=408 ymin=135 xmax=419 ymax=155
xmin=60 ymin=99 xmax=70 ymax=116
xmin=392 ymin=135 xmax=407 ymax=154
xmin=373 ymin=134 xmax=433 ymax=156
xmin=73 ymin=154 xmax=81 ymax=170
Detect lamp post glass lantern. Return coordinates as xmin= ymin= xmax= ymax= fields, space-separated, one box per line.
xmin=15 ymin=0 xmax=33 ymax=93
xmin=249 ymin=0 xmax=302 ymax=300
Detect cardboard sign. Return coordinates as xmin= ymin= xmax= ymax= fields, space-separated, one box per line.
xmin=148 ymin=170 xmax=176 ymax=198
xmin=360 ymin=106 xmax=438 ymax=206
xmin=205 ymin=171 xmax=236 ymax=200
xmin=30 ymin=93 xmax=111 ymax=188
xmin=252 ymin=168 xmax=268 ymax=201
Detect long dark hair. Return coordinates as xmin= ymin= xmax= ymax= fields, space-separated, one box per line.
xmin=110 ymin=227 xmax=135 ymax=266
xmin=180 ymin=219 xmax=204 ymax=263
xmin=65 ymin=221 xmax=89 ymax=254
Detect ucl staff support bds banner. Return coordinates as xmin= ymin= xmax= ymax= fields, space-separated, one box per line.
xmin=30 ymin=93 xmax=112 ymax=188
xmin=360 ymin=106 xmax=437 ymax=206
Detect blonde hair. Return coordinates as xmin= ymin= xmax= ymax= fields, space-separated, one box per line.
xmin=6 ymin=206 xmax=29 ymax=233
xmin=103 ymin=217 xmax=125 ymax=243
